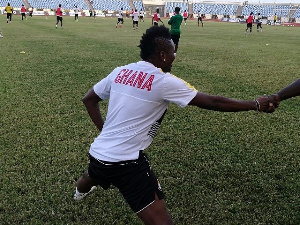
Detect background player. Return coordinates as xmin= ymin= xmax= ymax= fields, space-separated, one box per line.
xmin=133 ymin=9 xmax=139 ymax=30
xmin=245 ymin=12 xmax=254 ymax=34
xmin=116 ymin=7 xmax=124 ymax=28
xmin=197 ymin=11 xmax=203 ymax=27
xmin=55 ymin=4 xmax=63 ymax=29
xmin=256 ymin=13 xmax=262 ymax=32
xmin=152 ymin=8 xmax=164 ymax=26
xmin=273 ymin=13 xmax=277 ymax=26
xmin=139 ymin=9 xmax=145 ymax=22
xmin=183 ymin=10 xmax=188 ymax=25
xmin=168 ymin=7 xmax=183 ymax=54
xmin=5 ymin=3 xmax=13 ymax=24
xmin=74 ymin=5 xmax=79 ymax=22
xmin=21 ymin=4 xmax=27 ymax=21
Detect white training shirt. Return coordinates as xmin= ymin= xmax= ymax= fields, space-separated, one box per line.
xmin=118 ymin=10 xmax=123 ymax=18
xmin=133 ymin=11 xmax=139 ymax=22
xmin=90 ymin=61 xmax=197 ymax=162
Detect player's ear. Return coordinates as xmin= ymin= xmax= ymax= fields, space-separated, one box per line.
xmin=159 ymin=51 xmax=166 ymax=62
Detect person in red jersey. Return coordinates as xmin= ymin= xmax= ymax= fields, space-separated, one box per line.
xmin=245 ymin=12 xmax=254 ymax=34
xmin=183 ymin=10 xmax=188 ymax=25
xmin=21 ymin=4 xmax=26 ymax=21
xmin=152 ymin=8 xmax=164 ymax=26
xmin=55 ymin=4 xmax=63 ymax=29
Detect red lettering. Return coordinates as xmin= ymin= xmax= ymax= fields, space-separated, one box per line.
xmin=133 ymin=72 xmax=147 ymax=88
xmin=125 ymin=71 xmax=138 ymax=86
xmin=115 ymin=69 xmax=154 ymax=92
xmin=141 ymin=75 xmax=154 ymax=91
xmin=114 ymin=69 xmax=127 ymax=83
xmin=122 ymin=70 xmax=133 ymax=84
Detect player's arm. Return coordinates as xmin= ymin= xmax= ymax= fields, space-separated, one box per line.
xmin=188 ymin=92 xmax=274 ymax=112
xmin=167 ymin=17 xmax=172 ymax=25
xmin=82 ymin=89 xmax=104 ymax=132
xmin=269 ymin=79 xmax=300 ymax=107
xmin=276 ymin=79 xmax=300 ymax=101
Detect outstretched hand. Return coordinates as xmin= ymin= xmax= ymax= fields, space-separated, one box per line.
xmin=256 ymin=95 xmax=275 ymax=113
xmin=268 ymin=94 xmax=280 ymax=108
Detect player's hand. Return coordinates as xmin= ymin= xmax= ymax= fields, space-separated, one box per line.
xmin=256 ymin=95 xmax=275 ymax=113
xmin=268 ymin=94 xmax=280 ymax=108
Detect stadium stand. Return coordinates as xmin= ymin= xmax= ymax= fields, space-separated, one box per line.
xmin=242 ymin=4 xmax=293 ymax=17
xmin=0 ymin=0 xmax=23 ymax=7
xmin=91 ymin=0 xmax=131 ymax=11
xmin=27 ymin=0 xmax=89 ymax=10
xmin=133 ymin=1 xmax=144 ymax=11
xmin=193 ymin=3 xmax=239 ymax=16
xmin=166 ymin=2 xmax=188 ymax=13
xmin=292 ymin=7 xmax=300 ymax=18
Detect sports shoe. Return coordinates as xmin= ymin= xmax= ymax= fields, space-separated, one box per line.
xmin=0 ymin=35 xmax=3 ymax=38
xmin=73 ymin=186 xmax=97 ymax=201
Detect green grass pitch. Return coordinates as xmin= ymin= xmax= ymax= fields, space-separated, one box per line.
xmin=0 ymin=15 xmax=299 ymax=224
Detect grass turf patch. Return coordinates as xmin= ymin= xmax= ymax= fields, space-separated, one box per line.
xmin=0 ymin=15 xmax=299 ymax=224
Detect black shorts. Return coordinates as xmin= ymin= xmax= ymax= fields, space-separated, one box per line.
xmin=184 ymin=18 xmax=187 ymax=21
xmin=247 ymin=23 xmax=252 ymax=28
xmin=198 ymin=17 xmax=202 ymax=22
xmin=57 ymin=16 xmax=62 ymax=22
xmin=118 ymin=18 xmax=124 ymax=23
xmin=171 ymin=34 xmax=180 ymax=45
xmin=88 ymin=152 xmax=164 ymax=213
xmin=133 ymin=20 xmax=138 ymax=25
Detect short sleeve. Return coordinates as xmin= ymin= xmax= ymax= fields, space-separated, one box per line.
xmin=163 ymin=74 xmax=197 ymax=108
xmin=93 ymin=75 xmax=112 ymax=100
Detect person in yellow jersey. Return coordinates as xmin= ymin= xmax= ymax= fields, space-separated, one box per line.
xmin=273 ymin=13 xmax=277 ymax=26
xmin=5 ymin=3 xmax=13 ymax=24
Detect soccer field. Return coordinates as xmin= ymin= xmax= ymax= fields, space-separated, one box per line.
xmin=0 ymin=15 xmax=299 ymax=224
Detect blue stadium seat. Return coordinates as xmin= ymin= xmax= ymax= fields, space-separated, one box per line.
xmin=0 ymin=0 xmax=24 ymax=8
xmin=27 ymin=0 xmax=89 ymax=10
xmin=193 ymin=3 xmax=238 ymax=16
xmin=166 ymin=2 xmax=188 ymax=14
xmin=91 ymin=0 xmax=130 ymax=11
xmin=242 ymin=4 xmax=293 ymax=17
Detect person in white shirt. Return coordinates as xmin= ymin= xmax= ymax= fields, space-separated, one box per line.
xmin=139 ymin=9 xmax=144 ymax=22
xmin=74 ymin=5 xmax=79 ymax=22
xmin=197 ymin=11 xmax=203 ymax=27
xmin=116 ymin=7 xmax=124 ymax=28
xmin=133 ymin=9 xmax=139 ymax=29
xmin=256 ymin=12 xmax=262 ymax=32
xmin=73 ymin=25 xmax=274 ymax=225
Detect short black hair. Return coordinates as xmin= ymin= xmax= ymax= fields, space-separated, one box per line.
xmin=138 ymin=26 xmax=172 ymax=60
xmin=175 ymin=7 xmax=180 ymax=13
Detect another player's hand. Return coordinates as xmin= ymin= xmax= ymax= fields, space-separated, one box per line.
xmin=256 ymin=95 xmax=275 ymax=113
xmin=268 ymin=94 xmax=280 ymax=108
